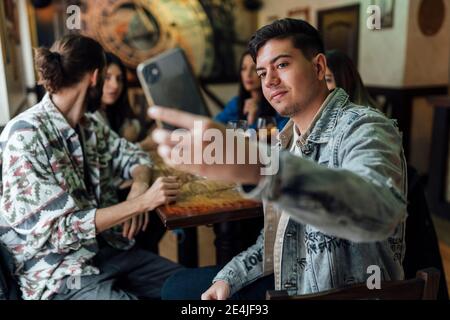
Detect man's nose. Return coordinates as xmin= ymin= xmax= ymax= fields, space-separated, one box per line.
xmin=264 ymin=69 xmax=280 ymax=87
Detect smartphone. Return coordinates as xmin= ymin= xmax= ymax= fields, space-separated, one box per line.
xmin=137 ymin=47 xmax=210 ymax=129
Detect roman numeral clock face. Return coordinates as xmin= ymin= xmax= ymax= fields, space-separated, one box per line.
xmin=81 ymin=0 xmax=214 ymax=77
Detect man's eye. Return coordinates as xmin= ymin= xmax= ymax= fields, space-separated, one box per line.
xmin=257 ymin=72 xmax=266 ymax=79
xmin=277 ymin=62 xmax=288 ymax=69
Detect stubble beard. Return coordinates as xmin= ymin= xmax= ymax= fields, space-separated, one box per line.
xmin=278 ymin=102 xmax=302 ymax=118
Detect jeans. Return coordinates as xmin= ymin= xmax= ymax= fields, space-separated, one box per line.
xmin=52 ymin=245 xmax=183 ymax=300
xmin=161 ymin=266 xmax=274 ymax=300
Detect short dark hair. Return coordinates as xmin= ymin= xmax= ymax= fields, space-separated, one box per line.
xmin=248 ymin=18 xmax=324 ymax=62
xmin=35 ymin=34 xmax=105 ymax=94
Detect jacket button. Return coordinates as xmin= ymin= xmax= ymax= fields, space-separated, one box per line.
xmin=284 ymin=282 xmax=296 ymax=289
xmin=301 ymin=144 xmax=313 ymax=155
xmin=286 ymin=232 xmax=296 ymax=237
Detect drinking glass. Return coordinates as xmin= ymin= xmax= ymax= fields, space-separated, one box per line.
xmin=257 ymin=116 xmax=277 ymax=144
xmin=227 ymin=119 xmax=249 ymax=130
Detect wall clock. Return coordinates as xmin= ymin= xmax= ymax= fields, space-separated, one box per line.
xmin=81 ymin=0 xmax=215 ymax=77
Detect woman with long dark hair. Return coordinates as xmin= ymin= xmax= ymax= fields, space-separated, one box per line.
xmin=325 ymin=50 xmax=378 ymax=108
xmin=98 ymin=53 xmax=155 ymax=149
xmin=99 ymin=54 xmax=138 ymax=137
xmin=96 ymin=53 xmax=165 ymax=253
xmin=214 ymin=50 xmax=288 ymax=130
xmin=211 ymin=51 xmax=288 ymax=265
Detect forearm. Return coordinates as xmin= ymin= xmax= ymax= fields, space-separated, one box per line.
xmin=95 ymin=197 xmax=145 ymax=233
xmin=130 ymin=164 xmax=152 ymax=185
xmin=251 ymin=152 xmax=406 ymax=242
xmin=213 ymin=229 xmax=265 ymax=295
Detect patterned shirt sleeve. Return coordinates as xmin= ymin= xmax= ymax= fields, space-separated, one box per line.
xmin=99 ymin=117 xmax=152 ymax=180
xmin=1 ymin=127 xmax=97 ymax=259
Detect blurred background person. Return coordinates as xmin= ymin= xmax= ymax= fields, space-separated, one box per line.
xmin=325 ymin=49 xmax=379 ymax=109
xmin=214 ymin=50 xmax=288 ymax=131
xmin=211 ymin=50 xmax=288 ymax=265
xmin=96 ymin=52 xmax=165 ymax=254
xmin=99 ymin=53 xmax=157 ymax=151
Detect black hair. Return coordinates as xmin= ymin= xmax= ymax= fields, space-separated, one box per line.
xmin=102 ymin=53 xmax=135 ymax=134
xmin=237 ymin=50 xmax=275 ymax=119
xmin=35 ymin=34 xmax=105 ymax=94
xmin=326 ymin=50 xmax=378 ymax=108
xmin=248 ymin=18 xmax=324 ymax=62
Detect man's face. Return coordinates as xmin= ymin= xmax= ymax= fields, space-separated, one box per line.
xmin=256 ymin=38 xmax=322 ymax=118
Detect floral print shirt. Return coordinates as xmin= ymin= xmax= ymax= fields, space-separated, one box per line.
xmin=0 ymin=94 xmax=152 ymax=300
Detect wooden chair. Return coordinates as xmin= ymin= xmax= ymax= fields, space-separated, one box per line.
xmin=266 ymin=268 xmax=440 ymax=300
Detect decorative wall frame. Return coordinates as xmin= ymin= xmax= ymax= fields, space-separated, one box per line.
xmin=0 ymin=0 xmax=27 ymax=118
xmin=287 ymin=7 xmax=310 ymax=23
xmin=371 ymin=0 xmax=395 ymax=29
xmin=266 ymin=15 xmax=279 ymax=24
xmin=317 ymin=4 xmax=360 ymax=67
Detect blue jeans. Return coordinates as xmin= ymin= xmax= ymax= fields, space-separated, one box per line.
xmin=161 ymin=266 xmax=274 ymax=300
xmin=52 ymin=245 xmax=183 ymax=300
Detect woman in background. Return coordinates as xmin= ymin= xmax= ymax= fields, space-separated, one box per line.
xmin=99 ymin=53 xmax=156 ymax=150
xmin=215 ymin=50 xmax=288 ymax=130
xmin=212 ymin=50 xmax=288 ymax=265
xmin=98 ymin=52 xmax=164 ymax=253
xmin=325 ymin=49 xmax=379 ymax=108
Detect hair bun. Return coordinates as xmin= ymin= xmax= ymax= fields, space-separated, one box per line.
xmin=34 ymin=47 xmax=65 ymax=94
xmin=34 ymin=34 xmax=105 ymax=94
xmin=49 ymin=51 xmax=61 ymax=61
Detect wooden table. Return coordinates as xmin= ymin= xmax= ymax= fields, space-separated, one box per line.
xmin=150 ymin=151 xmax=263 ymax=229
xmin=156 ymin=186 xmax=263 ymax=229
xmin=149 ymin=152 xmax=264 ymax=266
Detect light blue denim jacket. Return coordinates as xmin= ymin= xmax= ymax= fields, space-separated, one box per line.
xmin=213 ymin=88 xmax=407 ymax=296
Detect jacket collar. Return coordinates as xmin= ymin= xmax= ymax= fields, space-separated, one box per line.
xmin=277 ymin=88 xmax=349 ymax=149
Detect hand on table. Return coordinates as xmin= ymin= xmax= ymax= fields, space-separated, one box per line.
xmin=122 ymin=177 xmax=180 ymax=240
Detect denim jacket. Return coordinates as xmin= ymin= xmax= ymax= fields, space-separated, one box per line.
xmin=213 ymin=88 xmax=407 ymax=296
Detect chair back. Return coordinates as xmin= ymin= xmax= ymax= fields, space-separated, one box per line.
xmin=266 ymin=268 xmax=440 ymax=300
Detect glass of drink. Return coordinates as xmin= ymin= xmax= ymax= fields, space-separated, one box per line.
xmin=227 ymin=119 xmax=249 ymax=130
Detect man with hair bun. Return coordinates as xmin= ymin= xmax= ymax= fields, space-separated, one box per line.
xmin=0 ymin=34 xmax=182 ymax=300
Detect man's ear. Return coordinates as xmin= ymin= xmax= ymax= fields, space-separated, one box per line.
xmin=90 ymin=69 xmax=99 ymax=87
xmin=313 ymin=53 xmax=327 ymax=81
